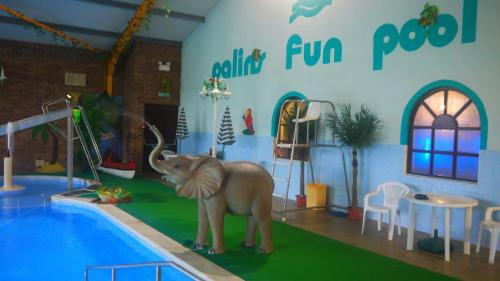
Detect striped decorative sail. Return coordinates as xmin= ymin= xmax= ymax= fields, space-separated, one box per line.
xmin=176 ymin=106 xmax=189 ymax=140
xmin=217 ymin=107 xmax=236 ymax=145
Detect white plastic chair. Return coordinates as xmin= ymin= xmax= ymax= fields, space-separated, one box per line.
xmin=361 ymin=182 xmax=410 ymax=240
xmin=476 ymin=207 xmax=500 ymax=264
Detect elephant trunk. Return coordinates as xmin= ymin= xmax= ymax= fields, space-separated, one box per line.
xmin=146 ymin=123 xmax=165 ymax=174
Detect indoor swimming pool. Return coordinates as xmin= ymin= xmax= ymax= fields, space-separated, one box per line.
xmin=0 ymin=176 xmax=196 ymax=281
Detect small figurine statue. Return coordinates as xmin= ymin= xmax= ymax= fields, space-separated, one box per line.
xmin=242 ymin=108 xmax=255 ymax=135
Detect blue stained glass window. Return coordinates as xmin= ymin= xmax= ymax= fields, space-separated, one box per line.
xmin=433 ymin=154 xmax=453 ymax=177
xmin=413 ymin=129 xmax=431 ymax=150
xmin=457 ymin=130 xmax=480 ymax=154
xmin=412 ymin=152 xmax=430 ymax=174
xmin=456 ymin=156 xmax=479 ymax=181
xmin=408 ymin=87 xmax=481 ymax=182
xmin=434 ymin=130 xmax=454 ymax=152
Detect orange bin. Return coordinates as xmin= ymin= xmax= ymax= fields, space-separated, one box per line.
xmin=306 ymin=183 xmax=327 ymax=211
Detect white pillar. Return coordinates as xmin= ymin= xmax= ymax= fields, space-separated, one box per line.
xmin=212 ymin=99 xmax=217 ymax=157
xmin=3 ymin=157 xmax=13 ymax=189
xmin=431 ymin=206 xmax=436 ymax=236
xmin=444 ymin=208 xmax=451 ymax=261
xmin=407 ymin=202 xmax=415 ymax=250
xmin=67 ymin=116 xmax=73 ymax=190
xmin=464 ymin=207 xmax=473 ymax=255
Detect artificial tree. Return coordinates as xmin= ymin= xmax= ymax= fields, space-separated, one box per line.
xmin=77 ymin=93 xmax=123 ymax=166
xmin=327 ymin=104 xmax=382 ymax=219
xmin=32 ymin=124 xmax=59 ymax=165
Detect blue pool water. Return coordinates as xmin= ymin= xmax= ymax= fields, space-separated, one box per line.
xmin=0 ymin=177 xmax=194 ymax=281
xmin=0 ymin=176 xmax=89 ymax=209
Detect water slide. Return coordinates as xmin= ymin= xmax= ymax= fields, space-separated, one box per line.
xmin=0 ymin=98 xmax=101 ymax=191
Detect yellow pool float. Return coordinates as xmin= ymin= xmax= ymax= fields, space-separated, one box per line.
xmin=37 ymin=162 xmax=65 ymax=173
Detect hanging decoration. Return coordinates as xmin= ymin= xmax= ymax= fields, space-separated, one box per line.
xmin=242 ymin=108 xmax=255 ymax=135
xmin=217 ymin=107 xmax=236 ymax=157
xmin=162 ymin=0 xmax=171 ymax=17
xmin=0 ymin=4 xmax=105 ymax=54
xmin=176 ymin=106 xmax=189 ymax=152
xmin=106 ymin=0 xmax=158 ymax=95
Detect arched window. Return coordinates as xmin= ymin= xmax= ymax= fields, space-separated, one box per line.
xmin=408 ymin=88 xmax=481 ymax=182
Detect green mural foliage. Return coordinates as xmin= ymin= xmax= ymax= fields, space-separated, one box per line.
xmin=418 ymin=3 xmax=439 ymax=33
xmin=252 ymin=48 xmax=261 ymax=61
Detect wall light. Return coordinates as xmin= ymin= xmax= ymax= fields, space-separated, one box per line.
xmin=158 ymin=61 xmax=171 ymax=72
xmin=0 ymin=66 xmax=7 ymax=85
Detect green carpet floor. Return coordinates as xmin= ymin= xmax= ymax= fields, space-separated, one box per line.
xmin=93 ymin=174 xmax=456 ymax=281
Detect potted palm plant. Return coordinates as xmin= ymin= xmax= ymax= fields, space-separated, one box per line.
xmin=326 ymin=104 xmax=382 ymax=220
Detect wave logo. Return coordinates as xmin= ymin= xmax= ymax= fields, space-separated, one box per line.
xmin=289 ymin=0 xmax=332 ymax=24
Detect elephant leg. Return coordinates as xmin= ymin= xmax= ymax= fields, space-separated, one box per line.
xmin=194 ymin=199 xmax=209 ymax=250
xmin=253 ymin=203 xmax=273 ymax=254
xmin=243 ymin=216 xmax=257 ymax=248
xmin=205 ymin=196 xmax=226 ymax=254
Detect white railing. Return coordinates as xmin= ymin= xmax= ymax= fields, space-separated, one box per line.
xmin=85 ymin=261 xmax=203 ymax=281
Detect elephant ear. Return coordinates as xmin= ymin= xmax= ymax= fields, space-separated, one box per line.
xmin=177 ymin=156 xmax=225 ymax=199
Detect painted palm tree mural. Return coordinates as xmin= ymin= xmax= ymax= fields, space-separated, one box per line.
xmin=32 ymin=124 xmax=59 ymax=165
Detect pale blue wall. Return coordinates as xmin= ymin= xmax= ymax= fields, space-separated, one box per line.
xmin=180 ymin=0 xmax=500 ymax=248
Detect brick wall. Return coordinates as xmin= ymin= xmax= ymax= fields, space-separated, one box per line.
xmin=119 ymin=41 xmax=181 ymax=171
xmin=0 ymin=39 xmax=180 ymax=174
xmin=0 ymin=39 xmax=105 ymax=173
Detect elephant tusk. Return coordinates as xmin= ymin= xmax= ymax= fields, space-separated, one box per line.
xmin=161 ymin=174 xmax=178 ymax=185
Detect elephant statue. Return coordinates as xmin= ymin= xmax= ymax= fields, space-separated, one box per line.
xmin=146 ymin=123 xmax=274 ymax=254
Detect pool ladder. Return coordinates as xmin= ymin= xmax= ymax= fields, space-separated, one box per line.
xmin=84 ymin=261 xmax=202 ymax=281
xmin=42 ymin=98 xmax=102 ymax=184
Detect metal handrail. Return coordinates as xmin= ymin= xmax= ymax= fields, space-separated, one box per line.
xmin=41 ymin=98 xmax=101 ymax=184
xmin=72 ymin=109 xmax=100 ymax=183
xmin=85 ymin=261 xmax=203 ymax=281
xmin=41 ymin=98 xmax=72 ymax=137
xmin=77 ymin=105 xmax=102 ymax=167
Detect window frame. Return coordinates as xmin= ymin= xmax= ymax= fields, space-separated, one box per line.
xmin=407 ymin=87 xmax=481 ymax=182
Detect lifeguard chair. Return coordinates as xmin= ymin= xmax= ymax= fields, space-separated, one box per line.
xmin=271 ymin=99 xmax=349 ymax=221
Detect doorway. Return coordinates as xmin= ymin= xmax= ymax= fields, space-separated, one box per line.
xmin=143 ymin=104 xmax=178 ymax=172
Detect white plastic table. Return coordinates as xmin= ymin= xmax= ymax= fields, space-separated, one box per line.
xmin=405 ymin=192 xmax=478 ymax=261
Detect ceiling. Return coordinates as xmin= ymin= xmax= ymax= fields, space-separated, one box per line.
xmin=0 ymin=0 xmax=220 ymax=50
